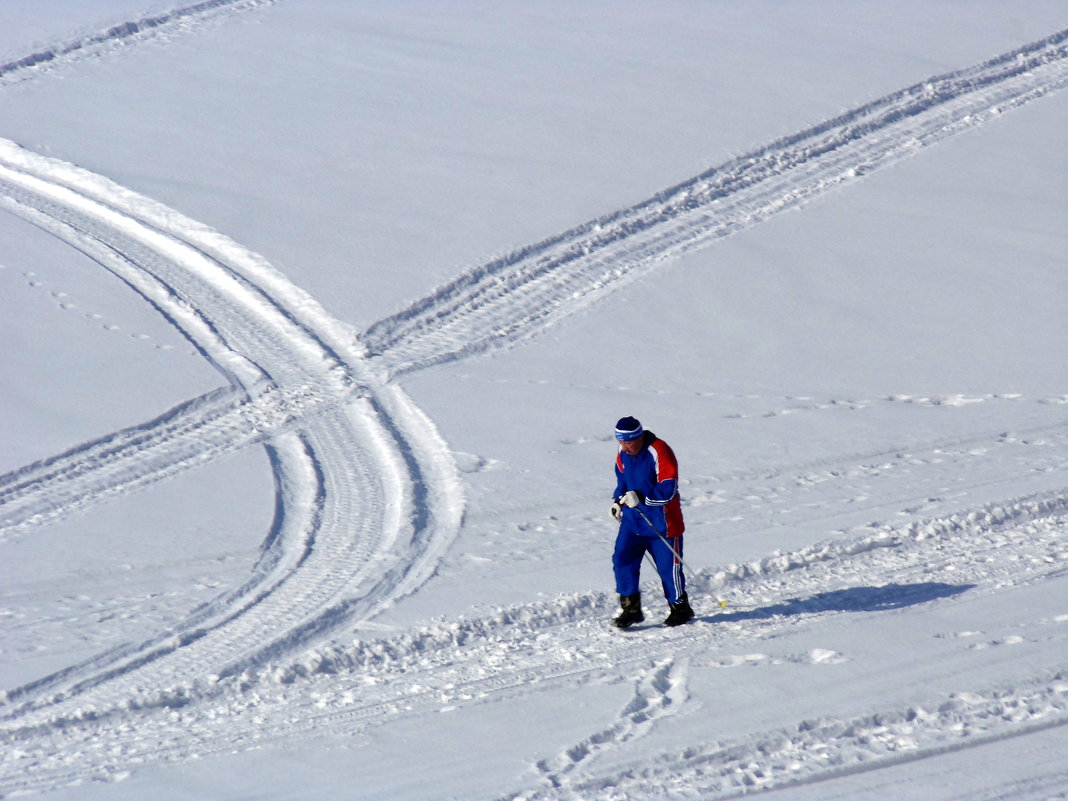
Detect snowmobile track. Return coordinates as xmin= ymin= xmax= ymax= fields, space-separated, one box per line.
xmin=0 ymin=139 xmax=463 ymax=724
xmin=0 ymin=19 xmax=1066 ymax=799
xmin=362 ymin=28 xmax=1068 ymax=378
xmin=0 ymin=0 xmax=277 ymax=85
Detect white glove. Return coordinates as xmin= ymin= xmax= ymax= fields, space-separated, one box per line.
xmin=620 ymin=490 xmax=643 ymax=508
xmin=610 ymin=500 xmax=623 ymax=521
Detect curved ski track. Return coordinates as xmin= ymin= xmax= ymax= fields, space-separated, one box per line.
xmin=0 ymin=140 xmax=463 ymax=720
xmin=0 ymin=16 xmax=1067 ymax=800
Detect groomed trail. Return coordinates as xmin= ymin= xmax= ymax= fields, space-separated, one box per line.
xmin=362 ymin=28 xmax=1068 ymax=378
xmin=0 ymin=138 xmax=464 ymax=722
xmin=1 ymin=8 xmax=1067 ymax=799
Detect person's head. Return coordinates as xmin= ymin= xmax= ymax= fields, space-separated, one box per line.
xmin=615 ymin=416 xmax=644 ymax=455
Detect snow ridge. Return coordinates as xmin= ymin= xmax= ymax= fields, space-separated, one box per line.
xmin=2 ymin=487 xmax=1065 ymax=796
xmin=252 ymin=489 xmax=1068 ymax=692
xmin=361 ymin=28 xmax=1068 ymax=377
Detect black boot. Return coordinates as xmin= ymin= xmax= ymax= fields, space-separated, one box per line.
xmin=612 ymin=593 xmax=644 ymax=629
xmin=663 ymin=593 xmax=695 ymax=627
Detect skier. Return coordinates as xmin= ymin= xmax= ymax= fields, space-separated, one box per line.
xmin=609 ymin=416 xmax=695 ymax=628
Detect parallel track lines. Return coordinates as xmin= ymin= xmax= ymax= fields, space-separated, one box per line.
xmin=0 ymin=19 xmax=1065 ymax=797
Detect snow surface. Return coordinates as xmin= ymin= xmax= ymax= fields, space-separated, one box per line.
xmin=1 ymin=2 xmax=1067 ymax=799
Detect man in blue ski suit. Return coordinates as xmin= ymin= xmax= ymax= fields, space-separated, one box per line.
xmin=609 ymin=416 xmax=695 ymax=628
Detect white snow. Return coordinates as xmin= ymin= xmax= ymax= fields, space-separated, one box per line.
xmin=1 ymin=2 xmax=1066 ymax=800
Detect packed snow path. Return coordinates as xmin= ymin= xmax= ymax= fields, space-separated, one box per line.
xmin=362 ymin=28 xmax=1068 ymax=377
xmin=0 ymin=139 xmax=464 ymax=718
xmin=0 ymin=9 xmax=1066 ymax=799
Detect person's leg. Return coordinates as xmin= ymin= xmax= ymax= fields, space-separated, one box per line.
xmin=612 ymin=523 xmax=646 ymax=597
xmin=612 ymin=521 xmax=648 ymax=627
xmin=649 ymin=534 xmax=685 ymax=604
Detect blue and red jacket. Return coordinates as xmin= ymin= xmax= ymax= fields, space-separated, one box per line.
xmin=614 ymin=431 xmax=685 ymax=538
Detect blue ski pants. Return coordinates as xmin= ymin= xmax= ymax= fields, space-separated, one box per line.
xmin=612 ymin=511 xmax=685 ymax=604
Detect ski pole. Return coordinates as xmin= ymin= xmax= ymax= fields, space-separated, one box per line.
xmin=633 ymin=505 xmax=728 ymax=609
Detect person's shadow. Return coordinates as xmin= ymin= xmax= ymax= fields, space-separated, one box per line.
xmin=705 ymin=582 xmax=974 ymax=623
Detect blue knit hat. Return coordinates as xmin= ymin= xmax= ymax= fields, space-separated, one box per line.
xmin=615 ymin=416 xmax=644 ymax=442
